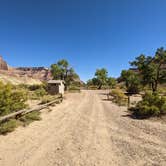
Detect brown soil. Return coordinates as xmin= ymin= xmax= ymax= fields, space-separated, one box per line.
xmin=0 ymin=90 xmax=165 ymax=166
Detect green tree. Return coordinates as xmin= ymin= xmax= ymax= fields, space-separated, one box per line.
xmin=95 ymin=68 xmax=108 ymax=89
xmin=107 ymin=77 xmax=116 ymax=89
xmin=51 ymin=59 xmax=79 ymax=90
xmin=86 ymin=79 xmax=93 ymax=87
xmin=120 ymin=70 xmax=140 ymax=94
xmin=130 ymin=47 xmax=166 ymax=92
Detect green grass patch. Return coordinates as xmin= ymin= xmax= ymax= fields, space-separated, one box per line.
xmin=0 ymin=119 xmax=18 ymax=135
xmin=19 ymin=112 xmax=41 ymax=126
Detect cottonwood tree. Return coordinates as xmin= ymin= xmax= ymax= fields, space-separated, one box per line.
xmin=130 ymin=47 xmax=166 ymax=92
xmin=120 ymin=70 xmax=140 ymax=94
xmin=107 ymin=77 xmax=116 ymax=89
xmin=51 ymin=59 xmax=78 ymax=90
xmin=95 ymin=68 xmax=108 ymax=89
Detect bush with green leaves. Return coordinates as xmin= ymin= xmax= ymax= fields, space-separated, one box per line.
xmin=120 ymin=70 xmax=141 ymax=94
xmin=107 ymin=77 xmax=117 ymax=89
xmin=68 ymin=86 xmax=80 ymax=92
xmin=0 ymin=119 xmax=18 ymax=135
xmin=28 ymin=84 xmax=46 ymax=91
xmin=109 ymin=89 xmax=127 ymax=106
xmin=130 ymin=92 xmax=166 ymax=118
xmin=0 ymin=82 xmax=28 ymax=116
xmin=34 ymin=87 xmax=47 ymax=97
xmin=19 ymin=112 xmax=41 ymax=126
xmin=0 ymin=112 xmax=42 ymax=135
xmin=40 ymin=95 xmax=56 ymax=104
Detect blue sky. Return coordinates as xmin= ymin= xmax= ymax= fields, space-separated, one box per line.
xmin=1 ymin=0 xmax=166 ymax=81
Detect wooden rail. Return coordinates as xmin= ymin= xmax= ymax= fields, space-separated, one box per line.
xmin=0 ymin=97 xmax=63 ymax=123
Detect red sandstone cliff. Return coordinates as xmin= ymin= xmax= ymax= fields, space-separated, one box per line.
xmin=0 ymin=56 xmax=52 ymax=84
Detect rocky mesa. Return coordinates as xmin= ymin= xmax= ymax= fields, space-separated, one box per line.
xmin=0 ymin=56 xmax=52 ymax=85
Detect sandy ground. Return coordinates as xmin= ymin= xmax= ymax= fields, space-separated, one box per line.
xmin=0 ymin=90 xmax=166 ymax=166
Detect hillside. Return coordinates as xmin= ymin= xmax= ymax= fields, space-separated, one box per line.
xmin=0 ymin=56 xmax=51 ymax=85
xmin=0 ymin=56 xmax=83 ymax=85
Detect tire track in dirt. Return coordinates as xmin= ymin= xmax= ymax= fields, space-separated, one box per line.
xmin=0 ymin=90 xmax=166 ymax=166
xmin=101 ymin=93 xmax=166 ymax=166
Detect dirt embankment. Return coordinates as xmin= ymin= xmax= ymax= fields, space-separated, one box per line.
xmin=0 ymin=90 xmax=165 ymax=166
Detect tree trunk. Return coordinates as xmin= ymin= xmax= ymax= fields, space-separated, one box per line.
xmin=151 ymin=81 xmax=157 ymax=93
xmin=98 ymin=84 xmax=102 ymax=89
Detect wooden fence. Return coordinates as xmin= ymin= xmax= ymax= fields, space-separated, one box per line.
xmin=0 ymin=97 xmax=63 ymax=123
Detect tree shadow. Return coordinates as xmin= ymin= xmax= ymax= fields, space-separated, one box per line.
xmin=121 ymin=111 xmax=150 ymax=120
xmin=102 ymin=98 xmax=111 ymax=102
xmin=121 ymin=113 xmax=138 ymax=119
xmin=98 ymin=92 xmax=108 ymax=96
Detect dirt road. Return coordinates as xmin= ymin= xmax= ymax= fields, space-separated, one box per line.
xmin=0 ymin=90 xmax=166 ymax=166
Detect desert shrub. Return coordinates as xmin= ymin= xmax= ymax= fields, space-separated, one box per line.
xmin=27 ymin=84 xmax=48 ymax=99
xmin=40 ymin=95 xmax=56 ymax=104
xmin=19 ymin=112 xmax=41 ymax=126
xmin=0 ymin=119 xmax=18 ymax=135
xmin=0 ymin=82 xmax=28 ymax=116
xmin=109 ymin=89 xmax=127 ymax=106
xmin=28 ymin=84 xmax=46 ymax=91
xmin=28 ymin=87 xmax=47 ymax=100
xmin=17 ymin=84 xmax=29 ymax=90
xmin=87 ymin=86 xmax=98 ymax=90
xmin=130 ymin=92 xmax=166 ymax=118
xmin=158 ymin=85 xmax=166 ymax=95
xmin=68 ymin=86 xmax=80 ymax=92
xmin=35 ymin=87 xmax=47 ymax=97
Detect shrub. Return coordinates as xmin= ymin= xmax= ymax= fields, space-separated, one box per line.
xmin=109 ymin=89 xmax=127 ymax=106
xmin=17 ymin=84 xmax=29 ymax=90
xmin=0 ymin=119 xmax=18 ymax=135
xmin=19 ymin=112 xmax=41 ymax=126
xmin=68 ymin=86 xmax=80 ymax=92
xmin=35 ymin=87 xmax=47 ymax=97
xmin=28 ymin=84 xmax=46 ymax=91
xmin=40 ymin=95 xmax=55 ymax=104
xmin=0 ymin=82 xmax=28 ymax=116
xmin=26 ymin=84 xmax=48 ymax=99
xmin=107 ymin=77 xmax=117 ymax=89
xmin=130 ymin=92 xmax=166 ymax=118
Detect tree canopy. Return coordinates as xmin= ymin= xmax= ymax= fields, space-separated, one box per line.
xmin=87 ymin=68 xmax=117 ymax=89
xmin=120 ymin=70 xmax=140 ymax=94
xmin=51 ymin=59 xmax=79 ymax=90
xmin=130 ymin=47 xmax=166 ymax=92
xmin=94 ymin=68 xmax=108 ymax=89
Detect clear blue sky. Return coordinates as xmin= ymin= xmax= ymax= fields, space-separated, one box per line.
xmin=1 ymin=0 xmax=166 ymax=81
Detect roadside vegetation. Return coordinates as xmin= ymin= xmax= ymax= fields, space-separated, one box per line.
xmin=109 ymin=89 xmax=127 ymax=106
xmin=0 ymin=59 xmax=81 ymax=135
xmin=127 ymin=47 xmax=166 ymax=118
xmin=87 ymin=68 xmax=117 ymax=89
xmin=0 ymin=82 xmax=61 ymax=135
xmin=0 ymin=82 xmax=28 ymax=116
xmin=130 ymin=92 xmax=166 ymax=118
xmin=51 ymin=59 xmax=81 ymax=91
xmin=87 ymin=47 xmax=166 ymax=119
xmin=0 ymin=82 xmax=43 ymax=135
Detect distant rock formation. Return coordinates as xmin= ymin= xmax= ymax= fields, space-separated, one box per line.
xmin=0 ymin=56 xmax=83 ymax=85
xmin=15 ymin=67 xmax=52 ymax=81
xmin=0 ymin=56 xmax=8 ymax=70
xmin=0 ymin=56 xmax=52 ymax=84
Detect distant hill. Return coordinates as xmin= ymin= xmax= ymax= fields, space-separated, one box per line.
xmin=0 ymin=56 xmax=51 ymax=85
xmin=0 ymin=56 xmax=83 ymax=85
